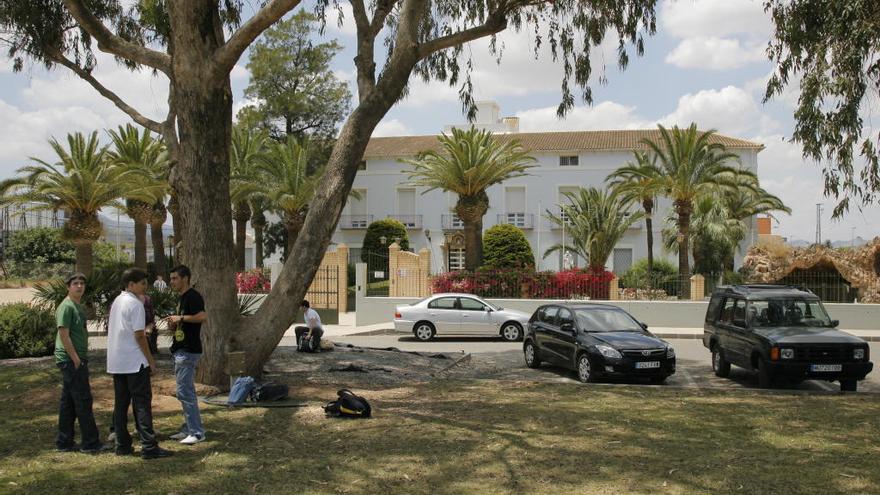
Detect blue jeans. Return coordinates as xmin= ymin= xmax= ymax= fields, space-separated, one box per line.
xmin=173 ymin=351 xmax=204 ymax=437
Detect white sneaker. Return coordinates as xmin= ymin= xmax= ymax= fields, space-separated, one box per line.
xmin=169 ymin=431 xmax=189 ymax=441
xmin=180 ymin=434 xmax=205 ymax=445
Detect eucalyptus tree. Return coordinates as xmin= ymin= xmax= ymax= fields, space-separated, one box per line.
xmin=0 ymin=0 xmax=660 ymax=385
xmin=544 ymin=187 xmax=644 ymax=272
xmin=403 ymin=128 xmax=536 ymax=270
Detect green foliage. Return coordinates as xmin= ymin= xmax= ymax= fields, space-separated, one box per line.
xmin=263 ymin=221 xmax=288 ymax=261
xmin=93 ymin=241 xmax=130 ymax=268
xmin=620 ymin=258 xmax=678 ymax=294
xmin=0 ymin=303 xmax=56 ymax=359
xmin=5 ymin=227 xmax=74 ymax=264
xmin=361 ymin=219 xmax=410 ymax=260
xmin=482 ymin=224 xmax=534 ymax=270
xmin=765 ymin=0 xmax=879 ymax=216
xmin=238 ymin=11 xmax=351 ymax=140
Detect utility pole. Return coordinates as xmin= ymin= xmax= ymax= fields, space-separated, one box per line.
xmin=815 ymin=203 xmax=823 ymax=245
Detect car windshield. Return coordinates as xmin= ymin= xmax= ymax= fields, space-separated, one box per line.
xmin=748 ymin=298 xmax=832 ymax=327
xmin=574 ymin=308 xmax=643 ymax=332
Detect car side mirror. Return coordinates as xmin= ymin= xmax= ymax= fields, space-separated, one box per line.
xmin=485 ymin=307 xmax=493 ymax=312
xmin=560 ymin=322 xmax=574 ymax=333
xmin=830 ymin=319 xmax=839 ymax=327
xmin=639 ymin=322 xmax=648 ymax=330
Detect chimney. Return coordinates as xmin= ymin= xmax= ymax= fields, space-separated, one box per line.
xmin=502 ymin=117 xmax=520 ymax=133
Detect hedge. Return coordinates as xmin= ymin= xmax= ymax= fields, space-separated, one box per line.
xmin=0 ymin=303 xmax=56 ymax=359
xmin=431 ymin=268 xmax=614 ymax=300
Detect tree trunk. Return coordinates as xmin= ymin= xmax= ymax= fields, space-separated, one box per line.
xmin=150 ymin=220 xmax=166 ymax=277
xmin=233 ymin=201 xmax=251 ymax=272
xmin=134 ymin=219 xmax=148 ymax=269
xmin=645 ymin=216 xmax=654 ymax=289
xmin=74 ymin=241 xmax=94 ymax=276
xmin=675 ymin=200 xmax=692 ymax=300
xmin=284 ymin=213 xmax=305 ymax=256
xmin=168 ymin=193 xmax=182 ymax=266
xmin=167 ymin=2 xmax=241 ymax=386
xmin=252 ymin=210 xmax=266 ymax=269
xmin=455 ymin=191 xmax=490 ymax=271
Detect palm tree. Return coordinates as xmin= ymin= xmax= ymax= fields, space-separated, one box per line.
xmin=606 ymin=151 xmax=664 ymax=283
xmin=248 ymin=196 xmax=271 ymax=268
xmin=0 ymin=132 xmax=142 ymax=275
xmin=253 ymin=137 xmax=323 ymax=255
xmin=106 ymin=124 xmax=170 ymax=272
xmin=661 ymin=195 xmax=745 ymax=275
xmin=544 ymin=187 xmax=644 ymax=272
xmin=403 ymin=128 xmax=536 ymax=271
xmin=230 ymin=127 xmax=270 ymax=271
xmin=642 ymin=124 xmax=741 ymax=298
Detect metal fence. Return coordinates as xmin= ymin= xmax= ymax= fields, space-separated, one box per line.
xmin=430 ymin=270 xmax=612 ymax=300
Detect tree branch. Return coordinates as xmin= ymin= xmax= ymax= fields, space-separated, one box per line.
xmin=214 ymin=0 xmax=301 ymax=76
xmin=61 ymin=0 xmax=171 ymax=74
xmin=418 ymin=13 xmax=509 ymax=58
xmin=45 ymin=47 xmax=166 ymax=134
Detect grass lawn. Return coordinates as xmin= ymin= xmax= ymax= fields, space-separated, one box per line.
xmin=0 ymin=358 xmax=878 ymax=494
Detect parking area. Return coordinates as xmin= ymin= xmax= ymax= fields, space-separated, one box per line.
xmin=331 ymin=334 xmax=880 ymax=393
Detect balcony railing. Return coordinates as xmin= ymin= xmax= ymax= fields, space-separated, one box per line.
xmin=550 ymin=207 xmax=574 ymax=230
xmin=389 ymin=215 xmax=423 ymax=229
xmin=497 ymin=212 xmax=534 ymax=229
xmin=441 ymin=214 xmax=465 ymax=229
xmin=339 ymin=215 xmax=373 ymax=229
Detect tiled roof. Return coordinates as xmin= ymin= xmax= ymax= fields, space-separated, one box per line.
xmin=363 ymin=129 xmax=764 ymax=158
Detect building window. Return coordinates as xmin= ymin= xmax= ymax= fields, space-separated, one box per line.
xmin=613 ymin=248 xmax=633 ymax=274
xmin=448 ymin=248 xmax=465 ymax=271
xmin=559 ymin=155 xmax=579 ymax=166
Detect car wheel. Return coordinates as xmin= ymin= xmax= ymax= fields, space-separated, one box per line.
xmin=711 ymin=347 xmax=731 ymax=378
xmin=501 ymin=323 xmax=523 ymax=342
xmin=757 ymin=358 xmax=774 ymax=388
xmin=413 ymin=322 xmax=436 ymax=341
xmin=524 ymin=341 xmax=541 ymax=368
xmin=576 ymin=354 xmax=598 ymax=383
xmin=840 ymin=379 xmax=858 ymax=392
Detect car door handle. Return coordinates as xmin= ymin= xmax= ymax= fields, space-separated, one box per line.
xmin=429 ymin=313 xmax=437 ymax=316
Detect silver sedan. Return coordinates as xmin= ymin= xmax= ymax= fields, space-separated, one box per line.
xmin=394 ymin=293 xmax=531 ymax=341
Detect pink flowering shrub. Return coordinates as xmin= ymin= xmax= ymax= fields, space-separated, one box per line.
xmin=431 ymin=268 xmax=614 ymax=300
xmin=236 ymin=268 xmax=271 ymax=293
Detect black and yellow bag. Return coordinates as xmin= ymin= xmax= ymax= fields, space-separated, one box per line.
xmin=323 ymin=389 xmax=371 ymax=418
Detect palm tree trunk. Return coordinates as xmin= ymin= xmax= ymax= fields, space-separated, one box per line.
xmin=74 ymin=241 xmax=94 ymax=276
xmin=463 ymin=218 xmax=483 ymax=271
xmin=285 ymin=213 xmax=305 ymax=257
xmin=150 ymin=221 xmax=166 ymax=277
xmin=255 ymin=224 xmax=264 ymax=269
xmin=676 ymin=201 xmax=692 ymax=300
xmin=235 ymin=220 xmax=247 ymax=272
xmin=134 ymin=220 xmax=148 ymax=269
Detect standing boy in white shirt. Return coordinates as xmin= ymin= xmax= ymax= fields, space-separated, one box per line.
xmin=107 ymin=268 xmax=172 ymax=460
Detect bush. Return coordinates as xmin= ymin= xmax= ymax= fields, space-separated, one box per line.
xmin=482 ymin=224 xmax=534 ymax=270
xmin=620 ymin=258 xmax=678 ymax=294
xmin=360 ymin=219 xmax=409 ymax=261
xmin=236 ymin=268 xmax=271 ymax=293
xmin=0 ymin=303 xmax=56 ymax=359
xmin=430 ymin=268 xmax=614 ymax=300
xmin=5 ymin=227 xmax=75 ymax=264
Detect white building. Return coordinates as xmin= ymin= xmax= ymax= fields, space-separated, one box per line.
xmin=333 ymin=102 xmax=764 ymax=274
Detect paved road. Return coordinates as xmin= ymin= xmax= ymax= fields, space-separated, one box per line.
xmin=331 ymin=333 xmax=879 ymax=393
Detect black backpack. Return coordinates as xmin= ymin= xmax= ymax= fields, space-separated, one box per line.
xmin=249 ymin=382 xmax=289 ymax=402
xmin=323 ymin=389 xmax=371 ymax=418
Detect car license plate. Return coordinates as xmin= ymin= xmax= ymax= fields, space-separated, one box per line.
xmin=810 ymin=364 xmax=842 ymax=372
xmin=635 ymin=361 xmax=660 ymax=369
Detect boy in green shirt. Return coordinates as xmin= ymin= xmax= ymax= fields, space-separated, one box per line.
xmin=54 ymin=272 xmax=105 ymax=453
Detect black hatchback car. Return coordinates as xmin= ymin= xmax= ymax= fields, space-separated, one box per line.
xmin=703 ymin=285 xmax=872 ymax=391
xmin=523 ymin=303 xmax=676 ymax=383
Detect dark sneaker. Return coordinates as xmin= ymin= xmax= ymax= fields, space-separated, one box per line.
xmin=55 ymin=444 xmax=79 ymax=453
xmin=141 ymin=446 xmax=174 ymax=460
xmin=80 ymin=443 xmax=113 ymax=455
xmin=115 ymin=446 xmax=134 ymax=456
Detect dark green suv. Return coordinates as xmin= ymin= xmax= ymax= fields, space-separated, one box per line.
xmin=703 ymin=285 xmax=872 ymax=391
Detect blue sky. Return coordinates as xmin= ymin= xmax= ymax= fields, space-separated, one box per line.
xmin=0 ymin=0 xmax=877 ymax=243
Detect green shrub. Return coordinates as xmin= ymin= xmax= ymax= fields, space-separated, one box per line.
xmin=0 ymin=303 xmax=56 ymax=359
xmin=360 ymin=219 xmax=409 ymax=260
xmin=482 ymin=224 xmax=534 ymax=269
xmin=5 ymin=227 xmax=75 ymax=264
xmin=620 ymin=258 xmax=679 ymax=294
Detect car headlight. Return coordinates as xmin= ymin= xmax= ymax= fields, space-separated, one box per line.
xmin=666 ymin=346 xmax=675 ymax=358
xmin=854 ymin=348 xmax=866 ymax=360
xmin=780 ymin=348 xmax=795 ymax=360
xmin=596 ymin=345 xmax=622 ymax=359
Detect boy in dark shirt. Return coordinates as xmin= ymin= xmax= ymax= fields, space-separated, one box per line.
xmin=164 ymin=265 xmax=207 ymax=445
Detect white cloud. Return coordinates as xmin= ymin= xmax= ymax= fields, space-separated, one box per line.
xmin=516 ymin=101 xmax=651 ymax=132
xmin=661 ymin=0 xmax=771 ymax=39
xmin=373 ymin=118 xmax=411 ymax=137
xmin=665 ymin=37 xmax=765 ymax=70
xmin=660 ymin=85 xmax=778 ymax=135
xmin=231 ymin=64 xmax=249 ymax=82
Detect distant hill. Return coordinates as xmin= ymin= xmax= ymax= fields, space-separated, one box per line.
xmin=785 ymin=237 xmax=869 ymax=249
